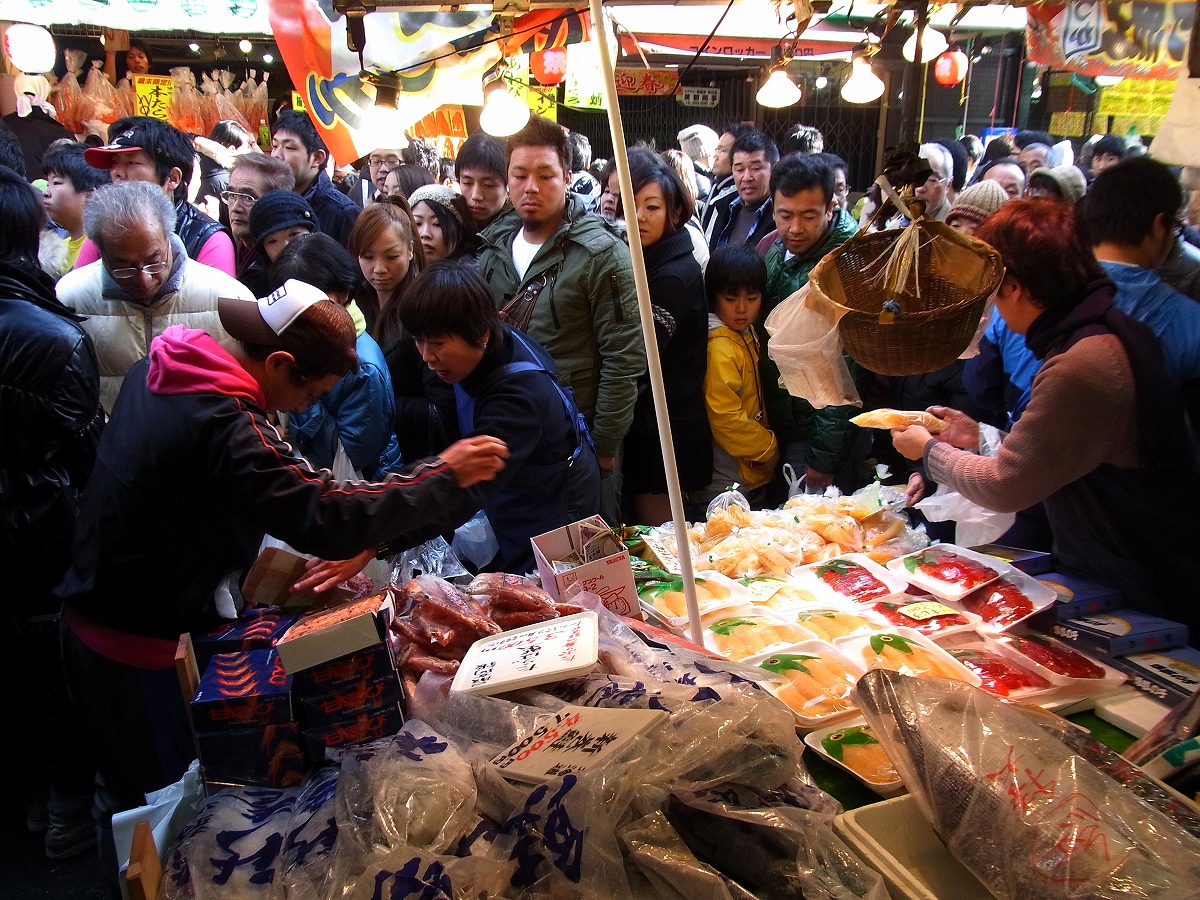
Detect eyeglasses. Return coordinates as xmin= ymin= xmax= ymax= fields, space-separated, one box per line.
xmin=220 ymin=190 xmax=258 ymax=207
xmin=924 ymin=174 xmax=946 ymax=186
xmin=110 ymin=260 xmax=169 ymax=280
xmin=368 ymin=155 xmax=402 ymax=169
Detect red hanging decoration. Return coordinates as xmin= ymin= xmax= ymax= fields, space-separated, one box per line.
xmin=934 ymin=50 xmax=969 ymax=87
xmin=531 ymin=48 xmax=568 ymax=85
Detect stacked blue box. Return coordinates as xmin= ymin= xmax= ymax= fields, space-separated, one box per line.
xmin=192 ymin=607 xmax=299 ymax=672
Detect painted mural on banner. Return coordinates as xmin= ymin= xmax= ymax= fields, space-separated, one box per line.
xmin=1027 ymin=0 xmax=1193 ymax=79
xmin=267 ymin=0 xmax=588 ymax=166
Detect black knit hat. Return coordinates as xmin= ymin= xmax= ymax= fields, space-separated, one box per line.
xmin=249 ymin=189 xmax=316 ymax=251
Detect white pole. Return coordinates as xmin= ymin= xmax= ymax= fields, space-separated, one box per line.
xmin=589 ymin=0 xmax=704 ymax=645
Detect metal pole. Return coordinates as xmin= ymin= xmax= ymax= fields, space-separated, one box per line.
xmin=901 ymin=0 xmax=929 ymax=145
xmin=589 ymin=0 xmax=704 ymax=644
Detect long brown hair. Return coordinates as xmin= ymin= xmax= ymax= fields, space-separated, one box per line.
xmin=348 ymin=200 xmax=426 ymax=347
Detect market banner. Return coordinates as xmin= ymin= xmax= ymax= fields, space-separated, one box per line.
xmin=614 ymin=68 xmax=679 ymax=96
xmin=617 ymin=32 xmax=859 ymax=60
xmin=6 ymin=0 xmax=271 ymax=36
xmin=266 ymin=0 xmax=588 ymax=166
xmin=1027 ymin=0 xmax=1193 ymax=79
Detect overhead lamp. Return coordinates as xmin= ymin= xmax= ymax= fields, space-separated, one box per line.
xmin=841 ymin=52 xmax=885 ymax=104
xmin=815 ymin=75 xmax=829 ymax=90
xmin=239 ymin=39 xmax=252 ymax=54
xmin=262 ymin=53 xmax=274 ymax=64
xmin=757 ymin=68 xmax=802 ymax=108
xmin=188 ymin=42 xmax=200 ymax=53
xmin=902 ymin=26 xmax=948 ymax=64
xmin=479 ymin=65 xmax=529 ymax=137
xmin=1094 ymin=74 xmax=1124 ymax=87
xmin=362 ymin=71 xmax=401 ymax=109
xmin=4 ymin=23 xmax=57 ymax=73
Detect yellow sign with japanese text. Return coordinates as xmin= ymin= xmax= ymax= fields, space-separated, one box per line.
xmin=132 ymin=75 xmax=174 ymax=121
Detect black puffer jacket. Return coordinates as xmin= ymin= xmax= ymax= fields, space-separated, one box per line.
xmin=0 ymin=260 xmax=104 ymax=601
xmin=175 ymin=198 xmax=228 ymax=262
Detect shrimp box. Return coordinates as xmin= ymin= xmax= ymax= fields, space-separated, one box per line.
xmin=1030 ymin=609 xmax=1189 ymax=657
xmin=532 ymin=517 xmax=640 ymax=619
xmin=966 ymin=543 xmax=1054 ymax=576
xmin=302 ymin=703 xmax=406 ymax=761
xmin=1034 ymin=571 xmax=1123 ymax=621
xmin=191 ymin=649 xmax=294 ymax=731
xmin=298 ymin=669 xmax=403 ymax=728
xmin=240 ymin=547 xmax=355 ymax=608
xmin=192 ymin=607 xmax=300 ymax=672
xmin=289 ymin=642 xmax=396 ymax=698
xmin=196 ymin=722 xmax=308 ymax=789
xmin=1106 ymin=646 xmax=1200 ymax=707
xmin=276 ymin=593 xmax=394 ymax=675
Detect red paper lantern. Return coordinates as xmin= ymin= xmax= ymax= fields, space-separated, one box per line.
xmin=934 ymin=50 xmax=969 ymax=87
xmin=531 ymin=48 xmax=567 ymax=85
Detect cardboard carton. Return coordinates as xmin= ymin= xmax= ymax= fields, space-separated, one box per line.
xmin=191 ymin=649 xmax=293 ymax=731
xmin=276 ymin=593 xmax=393 ymax=674
xmin=531 ymin=516 xmax=640 ymax=618
xmin=1036 ymin=571 xmax=1123 ymax=621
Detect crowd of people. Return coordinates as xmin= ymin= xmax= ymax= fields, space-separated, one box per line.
xmin=4 ymin=66 xmax=1200 ymax=892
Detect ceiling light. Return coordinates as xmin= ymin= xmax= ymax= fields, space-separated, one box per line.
xmin=756 ymin=68 xmax=802 ymax=108
xmin=479 ymin=68 xmax=529 ymax=137
xmin=815 ymin=75 xmax=829 ymax=90
xmin=4 ymin=23 xmax=56 ymax=73
xmin=239 ymin=39 xmax=252 ymax=54
xmin=841 ymin=55 xmax=885 ymax=104
xmin=1094 ymin=74 xmax=1124 ymax=87
xmin=902 ymin=27 xmax=948 ymax=64
xmin=262 ymin=53 xmax=274 ymax=64
xmin=188 ymin=42 xmax=201 ymax=53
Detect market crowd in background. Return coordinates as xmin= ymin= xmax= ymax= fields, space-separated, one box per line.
xmin=5 ymin=58 xmax=1200 ymax=893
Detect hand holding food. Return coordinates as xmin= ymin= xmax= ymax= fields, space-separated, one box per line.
xmin=851 ymin=408 xmax=945 ymax=432
xmin=925 ymin=406 xmax=980 ymax=451
xmin=890 ymin=424 xmax=934 ymax=461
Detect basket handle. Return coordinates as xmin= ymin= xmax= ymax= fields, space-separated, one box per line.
xmin=875 ymin=175 xmax=919 ymax=223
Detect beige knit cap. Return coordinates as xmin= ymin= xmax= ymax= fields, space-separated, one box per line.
xmin=945 ymin=180 xmax=1009 ymax=228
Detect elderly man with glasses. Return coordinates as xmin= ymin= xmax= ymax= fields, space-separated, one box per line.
xmin=57 ymin=180 xmax=254 ymax=413
xmin=223 ymin=153 xmax=296 ymax=293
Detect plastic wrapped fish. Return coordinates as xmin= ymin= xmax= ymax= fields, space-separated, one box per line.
xmin=856 ymin=669 xmax=1200 ymax=899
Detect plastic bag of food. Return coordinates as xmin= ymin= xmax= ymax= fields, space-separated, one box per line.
xmin=276 ymin=766 xmax=340 ymax=900
xmin=452 ymin=510 xmax=500 ymax=570
xmin=621 ymin=811 xmax=744 ymax=900
xmin=82 ymin=60 xmax=118 ymax=123
xmin=705 ymin=484 xmax=751 ymax=519
xmin=916 ymin=482 xmax=1015 ymax=546
xmin=662 ymin=794 xmax=889 ymax=900
xmin=159 ymin=784 xmax=298 ymax=899
xmin=765 ymin=284 xmax=861 ymax=410
xmin=856 ymin=669 xmax=1200 ymax=899
xmin=392 ymin=536 xmax=468 ymax=584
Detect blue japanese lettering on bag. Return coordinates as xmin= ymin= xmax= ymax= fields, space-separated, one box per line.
xmin=369 ymin=855 xmax=455 ymax=899
xmin=503 ymin=775 xmax=586 ymax=887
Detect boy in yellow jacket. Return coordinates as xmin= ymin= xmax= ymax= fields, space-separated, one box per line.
xmin=701 ymin=246 xmax=778 ymax=507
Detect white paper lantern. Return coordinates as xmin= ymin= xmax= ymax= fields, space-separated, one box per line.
xmin=4 ymin=23 xmax=57 ymax=74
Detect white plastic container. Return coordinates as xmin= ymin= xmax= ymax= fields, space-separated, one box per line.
xmin=798 ymin=552 xmax=909 ymax=604
xmin=835 ymin=794 xmax=992 ymax=900
xmin=699 ymin=606 xmax=815 ymax=662
xmin=638 ymin=570 xmax=748 ymax=632
xmin=789 ymin=604 xmax=889 ymax=642
xmin=743 ymin=639 xmax=865 ymax=730
xmin=805 ymin=720 xmax=905 ymax=797
xmin=948 ymin=567 xmax=1058 ymax=634
xmin=886 ymin=544 xmax=1005 ymax=601
xmin=865 ymin=598 xmax=983 ymax=641
xmin=835 ymin=627 xmax=983 ymax=687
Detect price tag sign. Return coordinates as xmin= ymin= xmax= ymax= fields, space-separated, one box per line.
xmin=490 ymin=705 xmax=668 ymax=782
xmin=450 ymin=611 xmax=599 ymax=696
xmin=132 ymin=75 xmax=174 ymax=121
xmin=678 ymin=86 xmax=721 ymax=108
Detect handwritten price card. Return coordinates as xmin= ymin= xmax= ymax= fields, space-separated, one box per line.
xmin=451 ymin=611 xmax=599 ymax=696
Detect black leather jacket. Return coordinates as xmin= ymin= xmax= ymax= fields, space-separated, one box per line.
xmin=0 ymin=260 xmax=104 ymax=602
xmin=175 ymin=198 xmax=228 ymax=262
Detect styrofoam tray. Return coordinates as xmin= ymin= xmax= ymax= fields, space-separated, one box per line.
xmin=937 ymin=632 xmax=1060 ymax=703
xmin=886 ymin=544 xmax=1006 ymax=602
xmin=638 ymin=570 xmax=748 ymax=631
xmin=700 ymin=606 xmax=815 ymax=662
xmin=992 ymin=632 xmax=1127 ymax=698
xmin=805 ymin=719 xmax=905 ymax=797
xmin=743 ymin=639 xmax=865 ymax=730
xmin=949 ymin=567 xmax=1058 ymax=633
xmin=835 ymin=627 xmax=983 ymax=687
xmin=866 ymin=598 xmax=983 ymax=641
xmin=798 ymin=553 xmax=909 ymax=604
xmin=450 ymin=611 xmax=598 ymax=695
xmin=835 ymin=794 xmax=992 ymax=900
xmin=788 ymin=604 xmax=890 ymax=642
xmin=736 ymin=576 xmax=824 ymax=610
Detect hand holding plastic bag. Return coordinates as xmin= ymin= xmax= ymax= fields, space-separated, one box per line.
xmin=765 ymin=284 xmax=861 ymax=409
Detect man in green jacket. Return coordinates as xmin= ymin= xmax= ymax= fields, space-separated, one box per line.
xmin=477 ymin=115 xmax=645 ymax=524
xmin=759 ymin=154 xmax=867 ymax=494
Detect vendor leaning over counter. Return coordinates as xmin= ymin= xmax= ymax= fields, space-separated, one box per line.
xmin=55 ymin=280 xmax=508 ymax=884
xmin=891 ymin=199 xmax=1200 ymax=643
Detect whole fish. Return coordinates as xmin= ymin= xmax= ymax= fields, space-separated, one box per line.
xmin=856 ymin=669 xmax=1200 ymax=899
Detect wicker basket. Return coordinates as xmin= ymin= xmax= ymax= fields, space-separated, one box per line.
xmin=809 ymin=219 xmax=1003 ymax=376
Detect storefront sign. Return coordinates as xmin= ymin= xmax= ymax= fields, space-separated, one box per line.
xmin=132 ymin=75 xmax=174 ymax=121
xmin=1027 ymin=1 xmax=1192 ymax=79
xmin=613 ymin=67 xmax=679 ymax=96
xmin=679 ymin=86 xmax=721 ymax=107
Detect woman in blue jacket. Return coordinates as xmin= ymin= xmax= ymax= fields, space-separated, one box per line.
xmin=269 ymin=233 xmax=403 ymax=478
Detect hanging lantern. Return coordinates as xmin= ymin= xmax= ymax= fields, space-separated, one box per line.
xmin=531 ymin=48 xmax=567 ymax=85
xmin=4 ymin=23 xmax=56 ymax=74
xmin=934 ymin=50 xmax=969 ymax=87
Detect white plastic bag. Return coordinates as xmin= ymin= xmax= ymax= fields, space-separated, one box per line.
xmin=915 ymin=482 xmax=1014 ymax=546
xmin=451 ymin=510 xmax=499 ymax=569
xmin=114 ymin=761 xmax=205 ymax=900
xmin=765 ymin=283 xmax=860 ymax=409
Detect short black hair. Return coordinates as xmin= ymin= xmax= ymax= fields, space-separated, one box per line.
xmin=1014 ymin=130 xmax=1053 ymax=151
xmin=105 ymin=116 xmax=195 ymax=199
xmin=269 ymin=231 xmax=363 ymax=299
xmin=705 ymin=244 xmax=768 ymax=310
xmin=1091 ymin=134 xmax=1127 ymax=162
xmin=566 ymin=131 xmax=592 ymax=173
xmin=455 ymin=134 xmax=506 ymax=180
xmin=770 ymin=153 xmax=834 ymax=205
xmin=960 ymin=134 xmax=983 ymax=163
xmin=389 ymin=163 xmax=434 ymax=198
xmin=399 ymin=260 xmax=502 ymax=348
xmin=209 ymin=119 xmax=256 ymax=150
xmin=402 ymin=136 xmax=441 ymax=179
xmin=936 ymin=137 xmax=969 ymax=192
xmin=1080 ymin=156 xmax=1182 ymax=246
xmin=779 ymin=124 xmax=824 ymax=156
xmin=0 ymin=121 xmax=25 ymax=178
xmin=0 ymin=165 xmax=44 ymax=269
xmin=271 ymin=110 xmax=327 ymax=158
xmin=507 ymin=115 xmax=571 ymax=178
xmin=811 ymin=152 xmax=848 ymax=178
xmin=721 ymin=123 xmax=753 ymax=141
xmin=43 ymin=142 xmax=111 ymax=193
xmin=627 ymin=147 xmax=694 ymax=229
xmin=730 ymin=130 xmax=779 ymax=166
